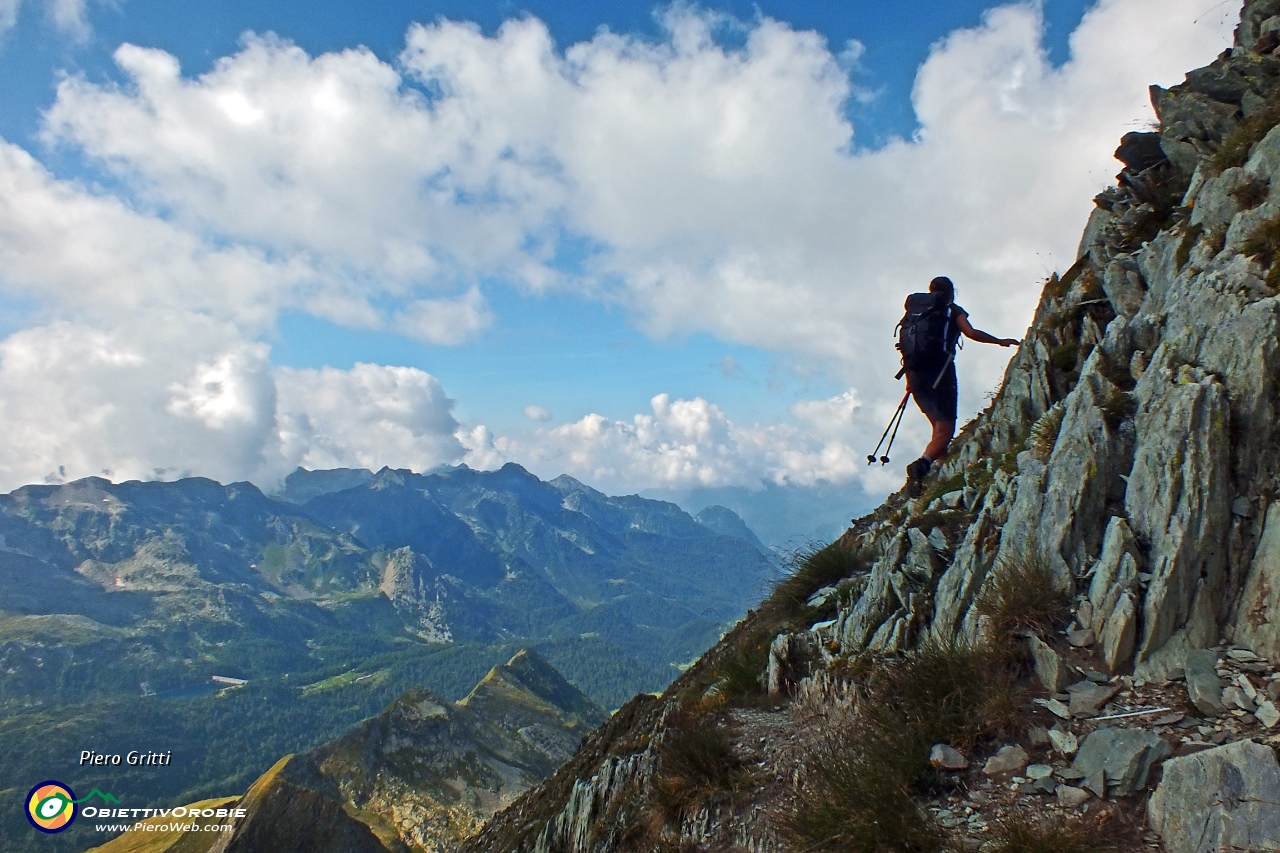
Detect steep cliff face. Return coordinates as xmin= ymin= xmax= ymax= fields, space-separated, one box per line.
xmin=466 ymin=4 xmax=1280 ymax=851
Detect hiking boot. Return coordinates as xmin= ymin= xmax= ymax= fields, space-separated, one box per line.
xmin=905 ymin=457 xmax=931 ymax=498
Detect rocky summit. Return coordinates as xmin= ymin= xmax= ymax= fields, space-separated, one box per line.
xmin=463 ymin=3 xmax=1280 ymax=852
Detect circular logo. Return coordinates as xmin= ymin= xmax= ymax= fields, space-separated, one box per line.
xmin=26 ymin=781 xmax=77 ymax=833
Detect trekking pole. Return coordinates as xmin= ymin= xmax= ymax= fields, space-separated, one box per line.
xmin=879 ymin=395 xmax=908 ymax=464
xmin=931 ymin=351 xmax=957 ymax=389
xmin=867 ymin=392 xmax=910 ymax=464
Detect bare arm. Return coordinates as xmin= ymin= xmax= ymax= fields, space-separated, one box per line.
xmin=956 ymin=313 xmax=1019 ymax=347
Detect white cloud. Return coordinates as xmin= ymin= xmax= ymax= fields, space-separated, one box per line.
xmin=490 ymin=392 xmax=871 ymax=493
xmin=274 ymin=363 xmax=465 ymax=478
xmin=393 ymin=288 xmax=493 ymax=345
xmin=0 ymin=0 xmax=20 ymax=33
xmin=523 ymin=404 xmax=552 ymax=422
xmin=0 ymin=320 xmax=280 ymax=488
xmin=0 ymin=0 xmax=1238 ymax=495
xmin=0 ymin=322 xmax=467 ymax=490
xmin=0 ymin=0 xmax=108 ymax=38
xmin=48 ymin=0 xmax=92 ymax=38
xmin=791 ymin=389 xmax=861 ymax=438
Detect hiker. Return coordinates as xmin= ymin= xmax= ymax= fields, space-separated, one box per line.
xmin=899 ymin=276 xmax=1019 ymax=497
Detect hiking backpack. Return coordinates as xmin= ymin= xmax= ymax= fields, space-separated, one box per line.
xmin=896 ymin=292 xmax=958 ymax=372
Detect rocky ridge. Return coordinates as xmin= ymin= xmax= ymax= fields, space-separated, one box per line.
xmin=464 ymin=3 xmax=1280 ymax=851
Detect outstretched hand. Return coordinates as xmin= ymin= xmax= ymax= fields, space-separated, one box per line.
xmin=999 ymin=338 xmax=1020 ymax=347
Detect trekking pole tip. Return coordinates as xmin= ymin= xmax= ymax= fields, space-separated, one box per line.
xmin=880 ymin=455 xmax=890 ymax=465
xmin=866 ymin=455 xmax=876 ymax=465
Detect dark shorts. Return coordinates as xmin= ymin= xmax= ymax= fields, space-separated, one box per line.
xmin=907 ymin=360 xmax=958 ymax=422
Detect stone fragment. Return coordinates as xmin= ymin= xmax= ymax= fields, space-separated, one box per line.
xmin=1049 ymin=728 xmax=1079 ymax=756
xmin=1066 ymin=627 xmax=1095 ymax=648
xmin=1071 ymin=727 xmax=1172 ymax=797
xmin=1034 ymin=777 xmax=1058 ymax=795
xmin=1084 ymin=670 xmax=1110 ymax=683
xmin=1026 ymin=764 xmax=1053 ymax=780
xmin=1057 ymin=785 xmax=1089 ymax=808
xmin=1046 ymin=699 xmax=1072 ymax=719
xmin=1102 ymin=258 xmax=1146 ymax=318
xmin=1222 ymin=685 xmax=1255 ymax=712
xmin=983 ymin=745 xmax=1029 ymax=776
xmin=1084 ymin=770 xmax=1106 ymax=798
xmin=1227 ymin=648 xmax=1259 ymax=662
xmin=927 ymin=528 xmax=950 ymax=553
xmin=1269 ymin=681 xmax=1280 ymax=703
xmin=1230 ymin=497 xmax=1253 ymax=518
xmin=1057 ymin=766 xmax=1085 ymax=781
xmin=1077 ymin=600 xmax=1094 ymax=629
xmin=1237 ymin=674 xmax=1258 ymax=702
xmin=1185 ymin=649 xmax=1227 ymax=716
xmin=1088 ymin=517 xmax=1142 ymax=638
xmin=1256 ymin=700 xmax=1280 ymax=729
xmin=1028 ymin=635 xmax=1071 ymax=693
xmin=1028 ymin=726 xmax=1051 ymax=747
xmin=1148 ymin=739 xmax=1280 ymax=853
xmin=1100 ymin=590 xmax=1138 ymax=673
xmin=930 ymin=744 xmax=968 ymax=771
xmin=1067 ymin=681 xmax=1121 ymax=717
xmin=806 ymin=587 xmax=838 ymax=608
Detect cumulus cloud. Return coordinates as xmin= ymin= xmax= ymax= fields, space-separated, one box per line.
xmin=0 ymin=320 xmax=467 ymax=490
xmin=0 ymin=320 xmax=279 ymax=488
xmin=523 ymin=404 xmax=552 ymax=422
xmin=488 ymin=392 xmax=869 ymax=494
xmin=275 ymin=363 xmax=465 ymax=476
xmin=0 ymin=0 xmax=1238 ymax=494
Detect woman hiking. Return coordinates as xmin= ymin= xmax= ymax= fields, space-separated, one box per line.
xmin=900 ymin=276 xmax=1019 ymax=498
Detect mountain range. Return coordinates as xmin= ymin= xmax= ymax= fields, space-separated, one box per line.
xmin=0 ymin=463 xmax=772 ymax=853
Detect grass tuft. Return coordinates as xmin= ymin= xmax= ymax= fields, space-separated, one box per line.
xmin=922 ymin=472 xmax=966 ymax=507
xmin=1028 ymin=404 xmax=1066 ymax=462
xmin=984 ymin=812 xmax=1118 ymax=853
xmin=1049 ymin=342 xmax=1079 ymax=375
xmin=1042 ymin=272 xmax=1068 ymax=300
xmin=974 ymin=550 xmax=1071 ymax=639
xmin=701 ymin=626 xmax=772 ymax=706
xmin=1241 ymin=211 xmax=1280 ymax=291
xmin=780 ymin=642 xmax=1026 ymax=853
xmin=1100 ymin=386 xmax=1137 ymax=428
xmin=760 ymin=542 xmax=866 ymax=625
xmin=652 ymin=708 xmax=749 ymax=823
xmin=1229 ymin=174 xmax=1270 ymax=210
xmin=1207 ymin=94 xmax=1280 ymax=176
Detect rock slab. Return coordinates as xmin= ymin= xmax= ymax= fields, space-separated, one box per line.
xmin=1185 ymin=649 xmax=1227 ymax=716
xmin=983 ymin=745 xmax=1029 ymax=776
xmin=1148 ymin=739 xmax=1280 ymax=853
xmin=1072 ymin=726 xmax=1171 ymax=797
xmin=1029 ymin=635 xmax=1071 ymax=693
xmin=930 ymin=744 xmax=968 ymax=771
xmin=1066 ymin=680 xmax=1121 ymax=717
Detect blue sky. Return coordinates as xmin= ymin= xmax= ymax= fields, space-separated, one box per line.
xmin=0 ymin=0 xmax=1238 ymax=508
